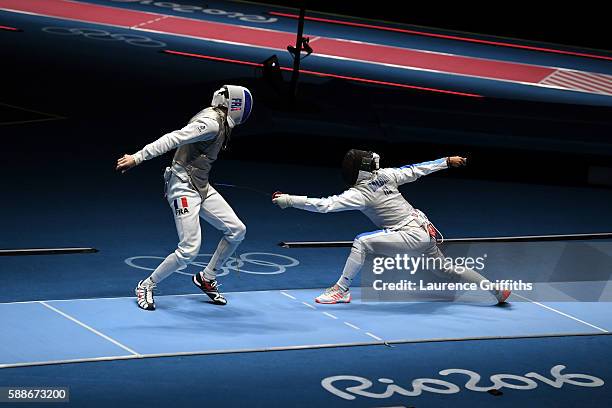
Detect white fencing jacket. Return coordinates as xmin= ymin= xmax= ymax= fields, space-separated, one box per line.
xmin=291 ymin=158 xmax=449 ymax=230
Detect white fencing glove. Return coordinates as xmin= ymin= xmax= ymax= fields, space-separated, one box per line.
xmin=272 ymin=192 xmax=306 ymax=209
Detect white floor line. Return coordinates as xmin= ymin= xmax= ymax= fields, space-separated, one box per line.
xmin=1 ymin=331 xmax=608 ymax=370
xmin=39 ymin=302 xmax=141 ymax=356
xmin=344 ymin=322 xmax=360 ymax=330
xmin=131 ymin=15 xmax=169 ymax=29
xmin=277 ymin=293 xmax=384 ymax=341
xmin=0 ymin=354 xmax=139 ymax=370
xmin=301 ymin=301 xmax=316 ymax=310
xmin=513 ymin=293 xmax=609 ymax=333
xmin=280 ymin=291 xmax=296 ymax=300
xmin=366 ymin=332 xmax=383 ymax=341
xmin=0 ymin=288 xmax=326 ymax=305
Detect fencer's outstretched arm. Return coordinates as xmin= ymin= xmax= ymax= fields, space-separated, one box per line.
xmin=391 ymin=156 xmax=466 ymax=185
xmin=115 ymin=118 xmax=219 ymax=173
xmin=273 ymin=189 xmax=366 ymax=212
xmin=133 ymin=118 xmax=219 ymax=164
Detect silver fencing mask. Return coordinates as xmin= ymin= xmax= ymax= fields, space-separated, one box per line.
xmin=211 ymin=85 xmax=253 ymax=128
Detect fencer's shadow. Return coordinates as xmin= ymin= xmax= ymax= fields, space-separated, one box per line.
xmin=150 ymin=294 xmax=515 ymax=335
xmin=345 ymin=298 xmax=514 ymax=316
xmin=494 ymin=301 xmax=513 ymax=309
xmin=153 ymin=296 xmax=315 ymax=334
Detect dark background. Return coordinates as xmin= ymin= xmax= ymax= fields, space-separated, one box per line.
xmin=264 ymin=0 xmax=611 ymax=51
xmin=1 ymin=0 xmax=611 ymax=190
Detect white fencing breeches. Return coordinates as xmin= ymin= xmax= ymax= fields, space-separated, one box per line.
xmin=337 ymin=226 xmax=490 ymax=292
xmin=149 ymin=170 xmax=246 ymax=284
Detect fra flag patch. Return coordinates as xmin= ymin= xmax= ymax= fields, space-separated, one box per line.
xmin=174 ymin=197 xmax=189 ymax=216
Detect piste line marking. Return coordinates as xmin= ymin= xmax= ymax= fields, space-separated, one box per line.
xmin=279 ymin=291 xmax=386 ymax=343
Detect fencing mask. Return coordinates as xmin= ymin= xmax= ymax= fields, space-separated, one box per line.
xmin=211 ymin=85 xmax=253 ymax=128
xmin=342 ymin=149 xmax=380 ymax=186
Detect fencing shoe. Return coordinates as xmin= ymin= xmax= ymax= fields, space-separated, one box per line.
xmin=135 ymin=280 xmax=156 ymax=311
xmin=193 ymin=272 xmax=227 ymax=305
xmin=315 ymin=285 xmax=351 ymax=304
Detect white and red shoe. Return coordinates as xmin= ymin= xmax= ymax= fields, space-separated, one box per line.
xmin=135 ymin=280 xmax=156 ymax=311
xmin=495 ymin=289 xmax=511 ymax=304
xmin=193 ymin=272 xmax=227 ymax=305
xmin=315 ymin=285 xmax=351 ymax=304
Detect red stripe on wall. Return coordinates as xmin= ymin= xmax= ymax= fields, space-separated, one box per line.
xmin=268 ymin=11 xmax=612 ymax=62
xmin=312 ymin=38 xmax=553 ymax=82
xmin=162 ymin=50 xmax=484 ymax=97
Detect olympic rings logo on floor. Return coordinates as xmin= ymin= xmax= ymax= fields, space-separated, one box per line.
xmin=42 ymin=27 xmax=167 ymax=47
xmin=108 ymin=1 xmax=278 ymax=23
xmin=125 ymin=252 xmax=300 ymax=277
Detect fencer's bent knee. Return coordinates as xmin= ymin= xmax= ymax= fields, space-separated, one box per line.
xmin=175 ymin=242 xmax=201 ymax=265
xmin=352 ymin=235 xmax=367 ymax=254
xmin=227 ymin=221 xmax=246 ymax=242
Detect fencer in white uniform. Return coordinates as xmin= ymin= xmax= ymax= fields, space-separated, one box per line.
xmin=273 ymin=150 xmax=510 ymax=304
xmin=116 ymin=85 xmax=253 ymax=310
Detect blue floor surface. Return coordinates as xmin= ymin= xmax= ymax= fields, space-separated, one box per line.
xmin=1 ymin=288 xmax=609 ymax=369
xmin=0 ymin=325 xmax=609 ymax=407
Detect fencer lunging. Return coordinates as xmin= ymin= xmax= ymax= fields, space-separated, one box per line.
xmin=273 ymin=150 xmax=511 ymax=305
xmin=116 ymin=85 xmax=253 ymax=310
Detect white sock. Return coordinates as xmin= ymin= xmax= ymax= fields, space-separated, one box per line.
xmin=203 ymin=238 xmax=240 ymax=281
xmin=336 ymin=247 xmax=365 ymax=290
xmin=149 ymin=253 xmax=183 ymax=284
